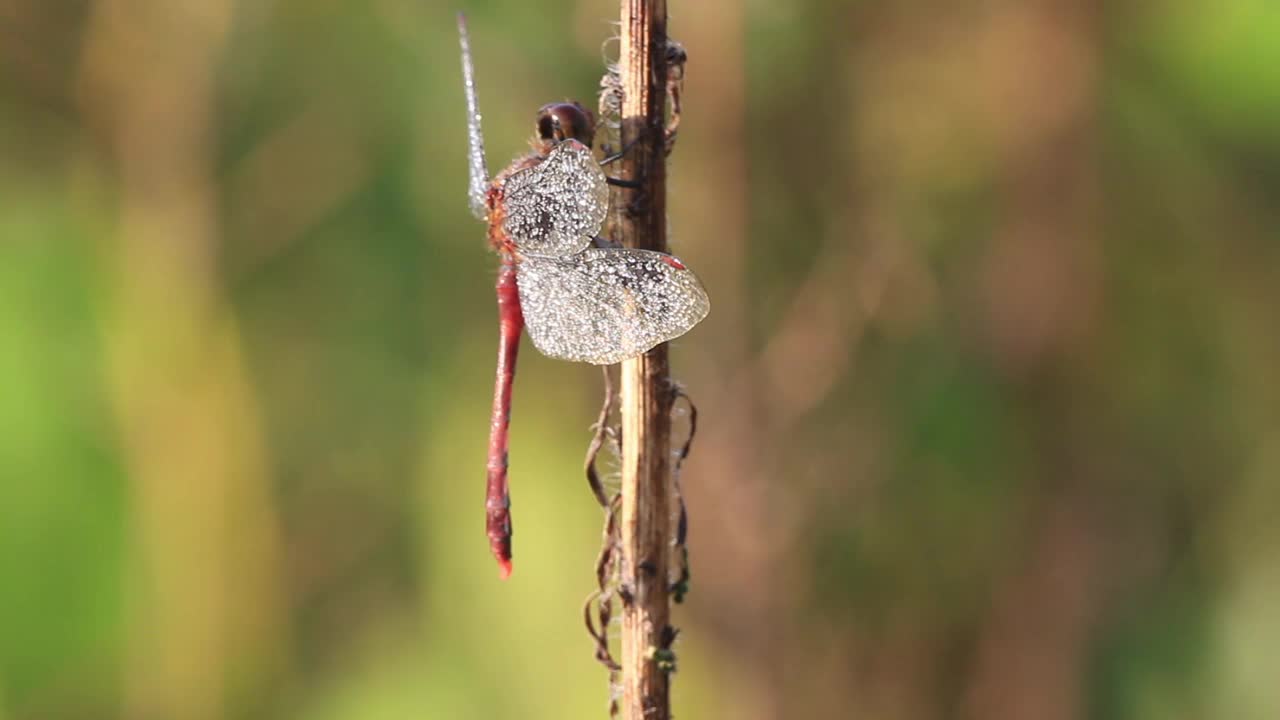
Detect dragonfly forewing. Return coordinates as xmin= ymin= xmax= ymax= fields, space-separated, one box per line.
xmin=458 ymin=14 xmax=490 ymax=220
xmin=516 ymin=248 xmax=711 ymax=365
xmin=501 ymin=140 xmax=609 ymax=257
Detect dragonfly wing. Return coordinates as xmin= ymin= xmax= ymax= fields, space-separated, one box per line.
xmin=500 ymin=140 xmax=608 ymax=257
xmin=457 ymin=14 xmax=490 ymax=220
xmin=517 ymin=248 xmax=710 ymax=365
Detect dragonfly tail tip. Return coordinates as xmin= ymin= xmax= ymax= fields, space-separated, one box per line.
xmin=497 ymin=558 xmax=513 ymax=580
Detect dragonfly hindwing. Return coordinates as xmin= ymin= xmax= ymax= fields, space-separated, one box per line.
xmin=516 ymin=248 xmax=711 ymax=364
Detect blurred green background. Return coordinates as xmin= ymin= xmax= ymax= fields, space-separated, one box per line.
xmin=2 ymin=0 xmax=1279 ymax=718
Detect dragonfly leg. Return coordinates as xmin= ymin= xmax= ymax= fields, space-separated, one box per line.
xmin=590 ymin=235 xmax=623 ymax=249
xmin=598 ymin=138 xmax=638 ymax=167
xmin=486 ymin=260 xmax=524 ymax=579
xmin=601 ymin=137 xmax=641 ymax=188
xmin=601 ymin=125 xmax=661 ymax=190
xmin=606 ymin=176 xmax=642 ymax=189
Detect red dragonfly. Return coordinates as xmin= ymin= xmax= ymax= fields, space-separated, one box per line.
xmin=458 ymin=15 xmax=709 ymax=579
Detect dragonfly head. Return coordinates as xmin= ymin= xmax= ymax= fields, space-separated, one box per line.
xmin=536 ymin=102 xmax=596 ymax=150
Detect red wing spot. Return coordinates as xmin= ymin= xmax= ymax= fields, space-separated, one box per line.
xmin=661 ymin=256 xmax=687 ymax=270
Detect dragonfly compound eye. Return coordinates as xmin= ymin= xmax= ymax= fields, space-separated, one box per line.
xmin=536 ymin=102 xmax=596 ymax=148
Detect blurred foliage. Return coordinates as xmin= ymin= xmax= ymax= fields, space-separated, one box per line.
xmin=1 ymin=0 xmax=1278 ymax=718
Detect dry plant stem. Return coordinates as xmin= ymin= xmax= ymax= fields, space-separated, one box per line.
xmin=617 ymin=1 xmax=676 ymax=719
xmin=584 ymin=366 xmax=617 ymax=508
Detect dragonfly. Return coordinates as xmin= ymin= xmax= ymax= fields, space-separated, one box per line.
xmin=457 ymin=15 xmax=710 ymax=579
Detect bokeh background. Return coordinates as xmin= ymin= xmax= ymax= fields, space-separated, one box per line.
xmin=3 ymin=0 xmax=1279 ymax=718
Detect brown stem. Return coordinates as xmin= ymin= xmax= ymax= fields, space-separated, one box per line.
xmin=617 ymin=1 xmax=676 ymax=719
